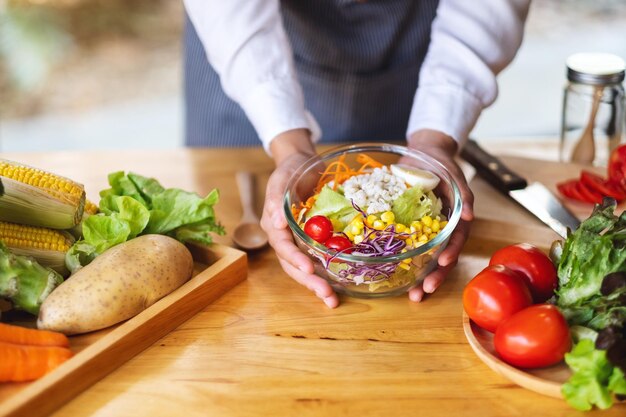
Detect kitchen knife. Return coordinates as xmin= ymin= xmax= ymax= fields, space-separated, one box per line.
xmin=461 ymin=139 xmax=580 ymax=238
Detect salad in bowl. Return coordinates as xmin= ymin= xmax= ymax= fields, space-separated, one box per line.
xmin=284 ymin=144 xmax=462 ymax=298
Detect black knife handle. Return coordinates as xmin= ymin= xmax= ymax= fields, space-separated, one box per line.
xmin=461 ymin=139 xmax=528 ymax=192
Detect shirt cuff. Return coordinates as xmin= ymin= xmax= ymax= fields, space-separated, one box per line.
xmin=406 ymin=85 xmax=484 ymax=144
xmin=237 ymin=76 xmax=322 ymax=154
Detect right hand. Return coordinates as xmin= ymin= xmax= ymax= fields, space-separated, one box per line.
xmin=260 ymin=129 xmax=340 ymax=308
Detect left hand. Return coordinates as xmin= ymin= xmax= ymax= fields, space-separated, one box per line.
xmin=406 ymin=129 xmax=474 ymax=302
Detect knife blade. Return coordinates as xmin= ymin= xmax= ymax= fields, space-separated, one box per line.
xmin=461 ymin=139 xmax=580 ymax=238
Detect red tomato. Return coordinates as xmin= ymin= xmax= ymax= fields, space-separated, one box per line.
xmin=576 ymin=181 xmax=603 ymax=204
xmin=304 ymin=215 xmax=333 ymax=243
xmin=489 ymin=243 xmax=558 ymax=302
xmin=325 ymin=235 xmax=353 ymax=253
xmin=463 ymin=265 xmax=533 ymax=333
xmin=608 ymin=144 xmax=626 ymax=188
xmin=557 ymin=180 xmax=587 ymax=203
xmin=494 ymin=304 xmax=571 ymax=369
xmin=580 ymin=171 xmax=626 ymax=200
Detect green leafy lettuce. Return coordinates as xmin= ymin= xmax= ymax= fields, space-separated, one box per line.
xmin=562 ymin=339 xmax=626 ymax=411
xmin=307 ymin=185 xmax=357 ymax=230
xmin=391 ymin=187 xmax=441 ymax=226
xmin=557 ymin=199 xmax=626 ymax=316
xmin=66 ymin=172 xmax=223 ymax=272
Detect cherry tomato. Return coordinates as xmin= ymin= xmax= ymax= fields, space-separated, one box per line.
xmin=325 ymin=235 xmax=353 ymax=253
xmin=304 ymin=215 xmax=333 ymax=243
xmin=494 ymin=304 xmax=571 ymax=369
xmin=580 ymin=171 xmax=626 ymax=200
xmin=463 ymin=265 xmax=533 ymax=333
xmin=489 ymin=243 xmax=558 ymax=302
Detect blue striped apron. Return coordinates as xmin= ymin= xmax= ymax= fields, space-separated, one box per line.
xmin=184 ymin=0 xmax=440 ymax=147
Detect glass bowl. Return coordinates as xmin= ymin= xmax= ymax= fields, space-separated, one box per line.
xmin=283 ymin=143 xmax=463 ymax=299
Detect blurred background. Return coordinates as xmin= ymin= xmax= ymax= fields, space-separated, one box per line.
xmin=1 ymin=0 xmax=625 ymax=152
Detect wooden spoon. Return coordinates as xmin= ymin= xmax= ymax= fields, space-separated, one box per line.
xmin=232 ymin=171 xmax=268 ymax=251
xmin=571 ymin=87 xmax=603 ymax=164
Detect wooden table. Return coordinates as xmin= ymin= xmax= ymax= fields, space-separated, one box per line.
xmin=2 ymin=145 xmax=623 ymax=417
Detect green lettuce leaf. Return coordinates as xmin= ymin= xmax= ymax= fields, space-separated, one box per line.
xmin=307 ymin=185 xmax=357 ymax=229
xmin=67 ymin=172 xmax=223 ymax=271
xmin=146 ymin=188 xmax=219 ymax=234
xmin=102 ymin=171 xmax=147 ymax=207
xmin=557 ymin=199 xmax=626 ymax=308
xmin=608 ymin=368 xmax=626 ymax=395
xmin=172 ymin=221 xmax=226 ymax=245
xmin=64 ymin=241 xmax=98 ymax=274
xmin=562 ymin=339 xmax=615 ymax=411
xmin=391 ymin=187 xmax=441 ymax=226
xmin=82 ymin=215 xmax=131 ymax=254
xmin=127 ymin=172 xmax=165 ymax=202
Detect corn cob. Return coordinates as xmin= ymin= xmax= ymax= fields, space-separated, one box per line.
xmin=84 ymin=199 xmax=99 ymax=215
xmin=0 ymin=159 xmax=85 ymax=229
xmin=0 ymin=221 xmax=75 ymax=276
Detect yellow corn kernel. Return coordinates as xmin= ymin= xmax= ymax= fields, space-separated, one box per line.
xmin=431 ymin=220 xmax=440 ymax=233
xmin=421 ymin=216 xmax=433 ymax=227
xmin=372 ymin=220 xmax=385 ymax=230
xmin=418 ymin=234 xmax=429 ymax=243
xmin=405 ymin=237 xmax=414 ymax=247
xmin=347 ymin=224 xmax=359 ymax=235
xmin=344 ymin=231 xmax=354 ymax=241
xmin=84 ymin=199 xmax=99 ymax=215
xmin=395 ymin=223 xmax=407 ymax=233
xmin=410 ymin=221 xmax=422 ymax=233
xmin=380 ymin=211 xmax=395 ymax=224
xmin=440 ymin=220 xmax=448 ymax=229
xmin=353 ymin=234 xmax=364 ymax=244
xmin=351 ymin=217 xmax=364 ymax=229
xmin=398 ymin=263 xmax=411 ymax=271
xmin=366 ymin=214 xmax=378 ymax=226
xmin=423 ymin=226 xmax=432 ymax=235
xmin=428 ymin=233 xmax=438 ymax=240
xmin=402 ymin=257 xmax=412 ymax=264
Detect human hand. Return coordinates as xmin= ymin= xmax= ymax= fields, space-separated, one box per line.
xmin=261 ymin=129 xmax=340 ymax=308
xmin=406 ymin=129 xmax=474 ymax=302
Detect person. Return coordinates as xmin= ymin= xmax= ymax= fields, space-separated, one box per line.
xmin=183 ymin=0 xmax=530 ymax=308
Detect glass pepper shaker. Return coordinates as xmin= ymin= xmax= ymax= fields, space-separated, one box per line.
xmin=560 ymin=53 xmax=625 ymax=166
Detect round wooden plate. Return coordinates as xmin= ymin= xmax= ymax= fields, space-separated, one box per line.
xmin=462 ymin=312 xmax=571 ymax=399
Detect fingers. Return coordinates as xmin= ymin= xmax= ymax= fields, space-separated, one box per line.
xmin=408 ymin=261 xmax=457 ymax=303
xmin=263 ymin=221 xmax=314 ymax=274
xmin=278 ymin=258 xmax=339 ymax=308
xmin=438 ymin=219 xmax=471 ymax=267
xmin=263 ymin=172 xmax=290 ymax=230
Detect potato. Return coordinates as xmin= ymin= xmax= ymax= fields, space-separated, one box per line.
xmin=37 ymin=235 xmax=194 ymax=335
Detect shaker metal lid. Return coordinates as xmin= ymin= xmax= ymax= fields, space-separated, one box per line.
xmin=566 ymin=53 xmax=625 ymax=84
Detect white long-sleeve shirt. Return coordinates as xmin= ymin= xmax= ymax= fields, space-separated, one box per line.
xmin=184 ymin=0 xmax=530 ymax=152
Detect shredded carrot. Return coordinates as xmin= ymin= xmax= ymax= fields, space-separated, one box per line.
xmin=291 ymin=153 xmax=385 ymax=222
xmin=314 ymin=153 xmax=385 ymax=194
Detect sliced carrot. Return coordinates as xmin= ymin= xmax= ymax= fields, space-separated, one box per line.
xmin=0 ymin=323 xmax=69 ymax=348
xmin=0 ymin=342 xmax=73 ymax=382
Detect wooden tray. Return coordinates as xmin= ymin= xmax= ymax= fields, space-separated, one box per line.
xmin=456 ymin=217 xmax=571 ymax=399
xmin=0 ymin=243 xmax=247 ymax=417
